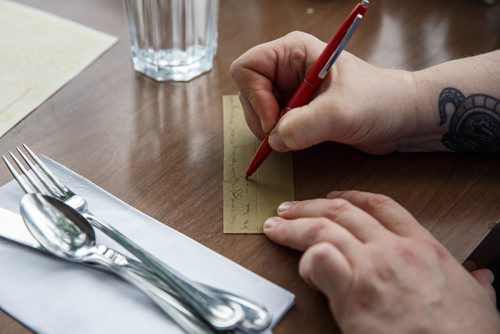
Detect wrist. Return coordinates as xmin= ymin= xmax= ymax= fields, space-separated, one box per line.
xmin=395 ymin=69 xmax=449 ymax=152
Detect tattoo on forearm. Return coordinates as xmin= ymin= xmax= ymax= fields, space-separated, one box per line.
xmin=438 ymin=87 xmax=500 ymax=153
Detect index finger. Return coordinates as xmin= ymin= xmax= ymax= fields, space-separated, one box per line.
xmin=230 ymin=32 xmax=326 ymax=135
xmin=230 ymin=43 xmax=282 ymax=135
xmin=327 ymin=191 xmax=428 ymax=238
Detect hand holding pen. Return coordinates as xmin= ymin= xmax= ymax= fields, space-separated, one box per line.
xmin=231 ymin=0 xmax=429 ymax=164
xmin=241 ymin=0 xmax=369 ymax=177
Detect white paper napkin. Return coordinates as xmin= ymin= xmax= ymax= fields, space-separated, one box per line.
xmin=0 ymin=157 xmax=294 ymax=333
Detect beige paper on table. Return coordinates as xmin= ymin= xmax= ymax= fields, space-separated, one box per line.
xmin=223 ymin=95 xmax=294 ymax=233
xmin=0 ymin=0 xmax=117 ymax=138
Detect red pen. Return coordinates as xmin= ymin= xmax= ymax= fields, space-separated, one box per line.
xmin=246 ymin=0 xmax=369 ymax=178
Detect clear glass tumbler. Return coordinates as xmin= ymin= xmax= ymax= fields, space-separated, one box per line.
xmin=124 ymin=0 xmax=219 ymax=82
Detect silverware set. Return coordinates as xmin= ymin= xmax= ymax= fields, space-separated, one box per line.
xmin=2 ymin=145 xmax=272 ymax=333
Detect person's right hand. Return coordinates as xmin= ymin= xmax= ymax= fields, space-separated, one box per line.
xmin=230 ymin=31 xmax=438 ymax=154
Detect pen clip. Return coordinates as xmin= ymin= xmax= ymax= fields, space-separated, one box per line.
xmin=318 ymin=13 xmax=364 ymax=79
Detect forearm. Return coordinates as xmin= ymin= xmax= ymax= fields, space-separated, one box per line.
xmin=399 ymin=50 xmax=500 ymax=153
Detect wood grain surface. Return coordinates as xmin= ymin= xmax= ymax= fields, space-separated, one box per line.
xmin=1 ymin=0 xmax=499 ymax=333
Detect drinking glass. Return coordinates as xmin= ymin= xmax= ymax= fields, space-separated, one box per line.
xmin=124 ymin=0 xmax=219 ymax=81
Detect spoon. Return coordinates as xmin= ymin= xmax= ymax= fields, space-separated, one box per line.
xmin=20 ymin=193 xmax=215 ymax=334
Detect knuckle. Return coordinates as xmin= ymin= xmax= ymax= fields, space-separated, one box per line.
xmin=306 ymin=243 xmax=332 ymax=264
xmin=372 ymin=260 xmax=397 ymax=283
xmin=326 ymin=198 xmax=351 ymax=219
xmin=395 ymin=236 xmax=450 ymax=266
xmin=394 ymin=241 xmax=419 ymax=265
xmin=299 ymin=243 xmax=331 ymax=280
xmin=303 ymin=219 xmax=331 ymax=243
xmin=365 ymin=193 xmax=397 ymax=211
xmin=285 ymin=30 xmax=309 ymax=40
xmin=423 ymin=237 xmax=450 ymax=261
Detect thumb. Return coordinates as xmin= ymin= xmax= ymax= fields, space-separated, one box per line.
xmin=268 ymin=98 xmax=342 ymax=152
xmin=471 ymin=268 xmax=496 ymax=305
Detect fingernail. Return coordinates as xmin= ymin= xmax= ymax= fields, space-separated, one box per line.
xmin=269 ymin=130 xmax=286 ymax=151
xmin=264 ymin=217 xmax=280 ymax=230
xmin=327 ymin=191 xmax=343 ymax=198
xmin=278 ymin=202 xmax=292 ymax=214
xmin=490 ymin=273 xmax=495 ymax=284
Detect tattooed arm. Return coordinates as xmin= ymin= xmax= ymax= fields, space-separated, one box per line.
xmin=413 ymin=51 xmax=500 ymax=153
xmin=231 ymin=32 xmax=500 ymax=153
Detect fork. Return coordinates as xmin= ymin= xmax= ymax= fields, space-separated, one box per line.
xmin=3 ymin=144 xmax=245 ymax=332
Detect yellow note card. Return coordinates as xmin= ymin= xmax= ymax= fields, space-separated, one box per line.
xmin=223 ymin=95 xmax=294 ymax=234
xmin=0 ymin=0 xmax=117 ymax=137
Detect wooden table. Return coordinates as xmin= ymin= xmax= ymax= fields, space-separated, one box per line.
xmin=1 ymin=0 xmax=499 ymax=333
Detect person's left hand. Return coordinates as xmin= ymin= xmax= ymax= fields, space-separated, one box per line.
xmin=263 ymin=191 xmax=500 ymax=334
